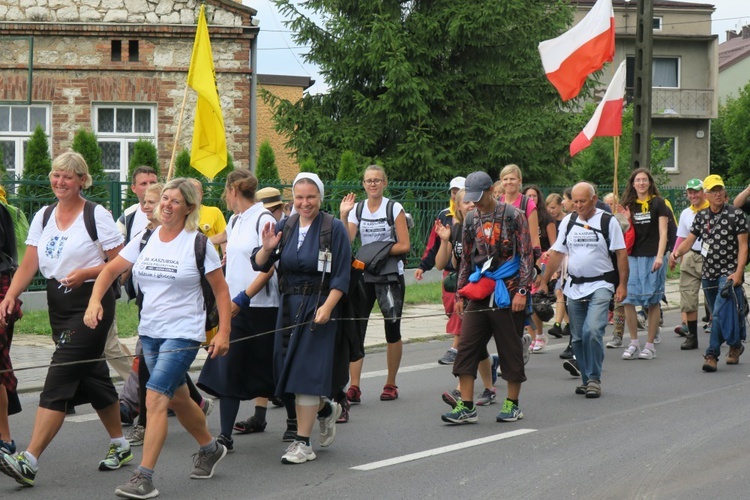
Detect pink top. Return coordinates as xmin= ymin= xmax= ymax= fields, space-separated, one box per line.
xmin=501 ymin=194 xmax=537 ymax=218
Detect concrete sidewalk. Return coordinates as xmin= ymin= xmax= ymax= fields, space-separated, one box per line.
xmin=8 ymin=277 xmax=686 ymax=394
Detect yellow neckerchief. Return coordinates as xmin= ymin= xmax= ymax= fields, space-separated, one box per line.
xmin=689 ymin=199 xmax=709 ymax=213
xmin=0 ymin=186 xmax=6 ymax=204
xmin=634 ymin=194 xmax=654 ymax=213
xmin=448 ymin=199 xmax=456 ymax=218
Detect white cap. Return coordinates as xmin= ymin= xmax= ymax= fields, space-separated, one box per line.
xmin=449 ymin=176 xmax=465 ymax=191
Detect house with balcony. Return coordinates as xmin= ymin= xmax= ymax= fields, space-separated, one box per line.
xmin=575 ymin=0 xmax=718 ymax=185
xmin=718 ymin=26 xmax=750 ymax=104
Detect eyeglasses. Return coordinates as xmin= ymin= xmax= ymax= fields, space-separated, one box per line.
xmin=633 ymin=179 xmax=650 ymax=184
xmin=363 ymin=179 xmax=384 ymax=186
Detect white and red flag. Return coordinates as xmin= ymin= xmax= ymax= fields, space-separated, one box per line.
xmin=570 ymin=59 xmax=626 ymax=156
xmin=538 ymin=0 xmax=615 ymax=101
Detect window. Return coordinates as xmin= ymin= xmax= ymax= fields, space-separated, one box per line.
xmin=653 ymin=17 xmax=663 ymax=31
xmin=626 ymin=56 xmax=680 ymax=89
xmin=94 ymin=104 xmax=157 ymax=181
xmin=0 ymin=105 xmax=50 ymax=178
xmin=129 ymin=40 xmax=139 ymax=62
xmin=111 ymin=40 xmax=122 ymax=62
xmin=655 ymin=137 xmax=677 ymax=172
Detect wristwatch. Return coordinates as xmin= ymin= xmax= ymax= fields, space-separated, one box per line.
xmin=517 ymin=287 xmax=528 ymax=296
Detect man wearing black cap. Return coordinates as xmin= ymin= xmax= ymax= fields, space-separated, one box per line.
xmin=442 ymin=171 xmax=533 ymax=424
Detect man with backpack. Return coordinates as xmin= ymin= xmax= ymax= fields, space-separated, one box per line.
xmin=539 ymin=182 xmax=628 ymax=399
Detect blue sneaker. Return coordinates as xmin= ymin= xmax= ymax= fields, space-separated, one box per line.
xmin=491 ymin=354 xmax=500 ymax=385
xmin=441 ymin=401 xmax=478 ymax=424
xmin=0 ymin=452 xmax=37 ymax=487
xmin=0 ymin=440 xmax=15 ymax=455
xmin=496 ymin=399 xmax=523 ymax=422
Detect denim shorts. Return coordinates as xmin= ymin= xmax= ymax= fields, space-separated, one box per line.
xmin=140 ymin=336 xmax=200 ymax=398
xmin=622 ymin=255 xmax=667 ymax=307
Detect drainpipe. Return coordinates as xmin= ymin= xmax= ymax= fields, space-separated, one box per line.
xmin=249 ymin=24 xmax=259 ymax=172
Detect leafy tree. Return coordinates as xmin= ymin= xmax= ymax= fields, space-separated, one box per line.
xmin=71 ymin=128 xmax=108 ymax=204
xmin=268 ymin=0 xmax=581 ymax=183
xmin=299 ymin=156 xmax=318 ymax=175
xmin=126 ymin=139 xmax=159 ymax=204
xmin=173 ymin=148 xmax=193 ymax=179
xmin=255 ymin=140 xmax=280 ymax=182
xmin=709 ymin=103 xmax=730 ymax=181
xmin=336 ymin=150 xmax=359 ymax=181
xmin=722 ymin=85 xmax=750 ymax=186
xmin=19 ymin=125 xmax=52 ymax=206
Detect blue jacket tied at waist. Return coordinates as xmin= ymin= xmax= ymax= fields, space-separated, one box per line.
xmin=468 ymin=255 xmax=521 ymax=308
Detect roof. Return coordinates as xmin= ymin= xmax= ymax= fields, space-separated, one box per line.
xmin=719 ymin=29 xmax=750 ymax=71
xmin=575 ymin=0 xmax=714 ymax=9
xmin=257 ymin=74 xmax=315 ymax=90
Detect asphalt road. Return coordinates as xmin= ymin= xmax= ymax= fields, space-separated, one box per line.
xmin=2 ymin=308 xmax=749 ymax=499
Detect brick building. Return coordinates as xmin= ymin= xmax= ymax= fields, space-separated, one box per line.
xmin=0 ymin=0 xmax=308 ymax=182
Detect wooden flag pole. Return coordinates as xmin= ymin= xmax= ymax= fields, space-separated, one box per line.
xmin=167 ymin=85 xmax=190 ymax=181
xmin=613 ymin=135 xmax=620 ymax=207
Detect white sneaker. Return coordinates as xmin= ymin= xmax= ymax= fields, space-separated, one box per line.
xmin=606 ymin=336 xmax=623 ymax=348
xmin=654 ymin=328 xmax=662 ymax=344
xmin=318 ymin=401 xmax=341 ymax=448
xmin=638 ymin=347 xmax=656 ymax=360
xmin=522 ymin=333 xmax=532 ymax=365
xmin=622 ymin=344 xmax=639 ymax=360
xmin=281 ymin=441 xmax=316 ymax=464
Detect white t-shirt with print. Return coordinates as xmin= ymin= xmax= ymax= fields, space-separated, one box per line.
xmin=27 ymin=204 xmax=123 ymax=281
xmin=120 ymin=227 xmax=222 ymax=342
xmin=551 ymin=209 xmax=625 ymax=300
xmin=348 ymin=197 xmax=405 ymax=275
xmin=677 ymin=206 xmax=703 ymax=252
xmin=226 ymin=204 xmax=279 ymax=306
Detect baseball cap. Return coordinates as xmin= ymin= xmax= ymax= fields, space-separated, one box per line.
xmin=703 ymin=174 xmax=724 ymax=191
xmin=685 ymin=178 xmax=703 ymax=191
xmin=256 ymin=187 xmax=284 ymax=209
xmin=463 ymin=171 xmax=493 ymax=203
xmin=449 ymin=176 xmax=465 ymax=191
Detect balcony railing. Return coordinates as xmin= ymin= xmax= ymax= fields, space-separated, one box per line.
xmin=626 ymin=88 xmax=715 ymax=119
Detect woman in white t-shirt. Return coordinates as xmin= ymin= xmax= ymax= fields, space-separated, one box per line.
xmin=0 ymin=152 xmax=127 ymax=487
xmin=198 ymin=169 xmax=280 ymax=451
xmin=340 ymin=164 xmax=411 ymax=403
xmin=84 ymin=178 xmax=231 ymax=499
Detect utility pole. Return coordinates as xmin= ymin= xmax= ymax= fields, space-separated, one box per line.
xmin=631 ymin=0 xmax=653 ymax=170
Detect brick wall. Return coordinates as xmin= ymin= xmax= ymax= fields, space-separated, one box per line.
xmin=256 ymin=82 xmax=305 ymax=181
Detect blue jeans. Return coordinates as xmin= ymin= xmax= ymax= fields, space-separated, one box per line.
xmin=567 ymin=287 xmax=613 ymax=384
xmin=702 ymin=277 xmax=744 ymax=358
xmin=140 ymin=336 xmax=200 ymax=398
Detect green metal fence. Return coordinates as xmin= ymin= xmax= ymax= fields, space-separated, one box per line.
xmin=6 ymin=178 xmax=743 ymax=291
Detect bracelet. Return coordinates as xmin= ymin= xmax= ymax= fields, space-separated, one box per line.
xmin=232 ymin=291 xmax=251 ymax=309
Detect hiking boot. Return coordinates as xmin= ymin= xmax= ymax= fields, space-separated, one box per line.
xmin=438 ymin=349 xmax=457 ymax=365
xmin=114 ymin=471 xmax=159 ymax=499
xmin=190 ymin=442 xmax=227 ymax=479
xmin=282 ymin=419 xmax=297 ymax=442
xmin=726 ymin=344 xmax=745 ymax=365
xmin=441 ymin=400 xmax=478 ymax=424
xmin=281 ymin=441 xmax=316 ymax=464
xmin=217 ymin=434 xmax=234 ymax=453
xmin=99 ymin=442 xmax=134 ymax=471
xmin=318 ymin=401 xmax=342 ymax=447
xmin=346 ymin=385 xmax=362 ymax=404
xmin=126 ymin=425 xmax=146 ymax=447
xmin=563 ymin=359 xmax=580 ymax=377
xmin=496 ymin=399 xmax=523 ymax=422
xmin=476 ymin=388 xmax=497 ymax=406
xmin=0 ymin=452 xmax=37 ymax=487
xmin=606 ymin=335 xmax=623 ymax=348
xmin=548 ymin=322 xmax=563 ymax=338
xmin=441 ymin=389 xmax=462 ymax=409
xmin=702 ymin=354 xmax=718 ymax=372
xmin=681 ymin=334 xmax=698 ymax=350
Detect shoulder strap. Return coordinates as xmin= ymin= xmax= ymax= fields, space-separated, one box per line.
xmin=562 ymin=213 xmax=579 ymax=247
xmin=42 ymin=203 xmax=58 ymax=229
xmin=194 ymin=231 xmax=208 ymax=277
xmin=256 ymin=210 xmax=274 ymax=234
xmin=280 ymin=213 xmax=300 ymax=254
xmin=319 ymin=212 xmax=333 ymax=251
xmin=139 ymin=228 xmax=154 ymax=251
xmin=600 ymin=212 xmax=612 ymax=247
xmin=386 ymin=199 xmax=395 ymax=227
xmin=520 ymin=195 xmax=529 ymax=214
xmin=83 ymin=200 xmax=98 ymax=243
xmin=125 ymin=209 xmax=136 ymax=243
xmin=230 ymin=215 xmax=239 ymax=229
xmin=355 ymin=201 xmax=364 ymax=226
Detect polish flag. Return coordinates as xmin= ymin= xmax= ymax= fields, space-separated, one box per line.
xmin=538 ymin=0 xmax=615 ymax=101
xmin=570 ymin=60 xmax=626 ymax=156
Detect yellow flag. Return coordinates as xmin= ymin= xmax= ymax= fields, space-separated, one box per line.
xmin=187 ymin=5 xmax=227 ymax=179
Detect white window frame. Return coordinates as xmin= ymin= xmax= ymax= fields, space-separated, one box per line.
xmin=93 ymin=103 xmax=157 ymax=182
xmin=0 ymin=103 xmax=52 ymax=178
xmin=653 ymin=17 xmax=663 ymax=31
xmin=655 ymin=136 xmax=678 ymax=173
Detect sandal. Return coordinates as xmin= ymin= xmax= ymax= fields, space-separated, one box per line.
xmin=346 ymin=385 xmax=362 ymax=404
xmin=233 ymin=415 xmax=267 ymax=434
xmin=585 ymin=381 xmax=601 ymax=399
xmin=380 ymin=384 xmax=399 ymax=401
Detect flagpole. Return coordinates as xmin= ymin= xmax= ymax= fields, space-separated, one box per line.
xmin=613 ymin=135 xmax=620 ymax=206
xmin=167 ymin=85 xmax=190 ymax=181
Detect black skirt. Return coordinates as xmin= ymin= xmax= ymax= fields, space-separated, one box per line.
xmin=38 ymin=279 xmax=118 ymax=412
xmin=198 ymin=306 xmax=277 ymax=400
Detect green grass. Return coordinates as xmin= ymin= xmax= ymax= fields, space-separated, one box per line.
xmin=15 ymin=301 xmax=141 ymax=337
xmin=404 ymin=281 xmax=443 ymax=305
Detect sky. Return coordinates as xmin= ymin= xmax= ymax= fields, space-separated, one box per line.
xmin=245 ymin=0 xmax=750 ymax=95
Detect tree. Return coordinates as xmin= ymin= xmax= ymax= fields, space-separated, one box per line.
xmin=336 ymin=150 xmax=359 ymax=181
xmin=255 ymin=140 xmax=280 ymax=181
xmin=19 ymin=125 xmax=52 ymax=205
xmin=173 ymin=148 xmax=193 ymax=179
xmin=299 ymin=156 xmax=318 ymax=175
xmin=126 ymin=139 xmax=159 ymax=204
xmin=722 ymin=85 xmax=750 ymax=186
xmin=268 ymin=0 xmax=581 ymax=183
xmin=709 ymin=103 xmax=730 ymax=181
xmin=71 ymin=128 xmax=108 ymax=204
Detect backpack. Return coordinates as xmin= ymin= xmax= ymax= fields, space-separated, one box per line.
xmin=42 ymin=200 xmax=121 ymax=299
xmin=562 ymin=211 xmax=619 ymax=287
xmin=0 ymin=200 xmax=28 ymax=267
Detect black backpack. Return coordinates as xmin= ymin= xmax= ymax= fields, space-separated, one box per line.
xmin=562 ymin=212 xmax=619 ymax=287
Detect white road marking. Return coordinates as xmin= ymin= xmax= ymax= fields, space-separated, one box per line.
xmin=66 ymin=413 xmax=101 ymax=423
xmin=361 ymin=362 xmax=438 ymax=379
xmin=350 ymin=428 xmax=537 ymax=471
